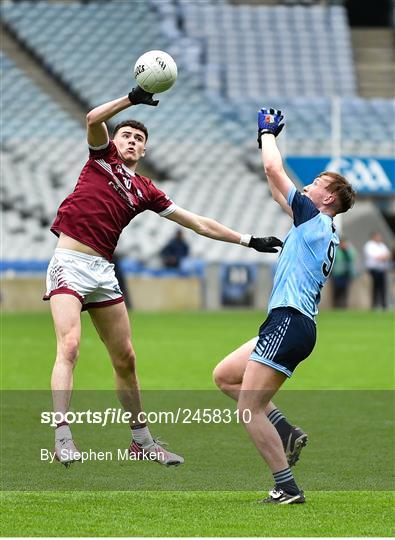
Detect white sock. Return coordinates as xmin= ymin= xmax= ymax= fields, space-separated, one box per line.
xmin=55 ymin=424 xmax=72 ymax=441
xmin=132 ymin=426 xmax=154 ymax=447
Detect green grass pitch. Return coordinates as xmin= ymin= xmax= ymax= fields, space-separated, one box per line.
xmin=1 ymin=309 xmax=394 ymax=536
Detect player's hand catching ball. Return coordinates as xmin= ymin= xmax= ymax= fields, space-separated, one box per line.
xmin=128 ymin=86 xmax=159 ymax=107
xmin=249 ymin=236 xmax=283 ymax=253
xmin=257 ymin=108 xmax=284 ymax=148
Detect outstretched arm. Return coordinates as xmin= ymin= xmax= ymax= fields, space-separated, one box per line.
xmin=86 ymin=87 xmax=159 ymax=148
xmin=257 ymin=109 xmax=294 ymax=218
xmin=261 ymin=135 xmax=294 ymax=218
xmin=165 ymin=207 xmax=282 ymax=253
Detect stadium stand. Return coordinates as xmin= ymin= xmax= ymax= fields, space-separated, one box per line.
xmin=1 ymin=0 xmax=394 ymax=268
xmin=1 ymin=3 xmax=290 ymax=264
xmin=1 ymin=51 xmax=87 ymax=261
xmin=179 ymin=3 xmax=356 ymax=97
xmin=174 ymin=1 xmax=394 ymax=156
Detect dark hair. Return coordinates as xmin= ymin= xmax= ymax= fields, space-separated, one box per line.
xmin=318 ymin=171 xmax=356 ymax=214
xmin=113 ymin=120 xmax=148 ymax=141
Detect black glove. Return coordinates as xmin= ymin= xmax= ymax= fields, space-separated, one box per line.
xmin=128 ymin=86 xmax=159 ymax=107
xmin=249 ymin=236 xmax=283 ymax=253
xmin=257 ymin=108 xmax=284 ymax=149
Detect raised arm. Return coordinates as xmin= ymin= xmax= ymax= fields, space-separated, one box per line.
xmin=85 ymin=87 xmax=159 ymax=147
xmin=165 ymin=207 xmax=283 ymax=253
xmin=257 ymin=108 xmax=294 ymax=218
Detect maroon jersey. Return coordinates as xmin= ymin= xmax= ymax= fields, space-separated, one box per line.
xmin=51 ymin=141 xmax=176 ymax=260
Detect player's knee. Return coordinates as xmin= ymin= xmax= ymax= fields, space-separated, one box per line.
xmin=236 ymin=400 xmax=249 ymax=422
xmin=212 ymin=364 xmax=230 ymax=391
xmin=59 ymin=335 xmax=80 ymax=365
xmin=237 ymin=393 xmax=264 ymax=417
xmin=237 ymin=398 xmax=257 ymax=420
xmin=113 ymin=346 xmax=136 ymax=376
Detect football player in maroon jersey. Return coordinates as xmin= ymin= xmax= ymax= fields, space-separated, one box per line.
xmin=45 ymin=86 xmax=283 ymax=467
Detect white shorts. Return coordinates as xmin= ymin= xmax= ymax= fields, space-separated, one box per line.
xmin=43 ymin=249 xmax=124 ymax=311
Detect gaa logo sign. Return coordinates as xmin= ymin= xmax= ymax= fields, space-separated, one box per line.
xmin=327 ymin=158 xmax=393 ymax=193
xmin=287 ymin=156 xmax=395 ymax=195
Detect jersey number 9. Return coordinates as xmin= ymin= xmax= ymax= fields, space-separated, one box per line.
xmin=322 ymin=241 xmax=335 ymax=277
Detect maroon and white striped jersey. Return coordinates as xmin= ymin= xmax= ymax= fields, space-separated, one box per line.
xmin=51 ymin=141 xmax=176 ymax=260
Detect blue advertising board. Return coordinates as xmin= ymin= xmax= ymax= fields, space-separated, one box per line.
xmin=286 ymin=157 xmax=395 ymax=195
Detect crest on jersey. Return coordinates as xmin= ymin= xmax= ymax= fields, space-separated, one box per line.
xmin=115 ymin=164 xmax=132 ymax=190
xmin=123 ymin=177 xmax=132 ymax=190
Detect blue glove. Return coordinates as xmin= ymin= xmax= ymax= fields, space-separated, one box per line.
xmin=257 ymin=108 xmax=284 ymax=148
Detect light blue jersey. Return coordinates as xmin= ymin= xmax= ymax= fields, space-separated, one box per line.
xmin=268 ymin=185 xmax=339 ymax=320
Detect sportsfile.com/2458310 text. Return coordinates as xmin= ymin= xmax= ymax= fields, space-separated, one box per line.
xmin=40 ymin=408 xmax=252 ymax=427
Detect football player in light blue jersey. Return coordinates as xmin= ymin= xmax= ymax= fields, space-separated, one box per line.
xmin=268 ymin=180 xmax=340 ymax=319
xmin=214 ymin=109 xmax=356 ymax=505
